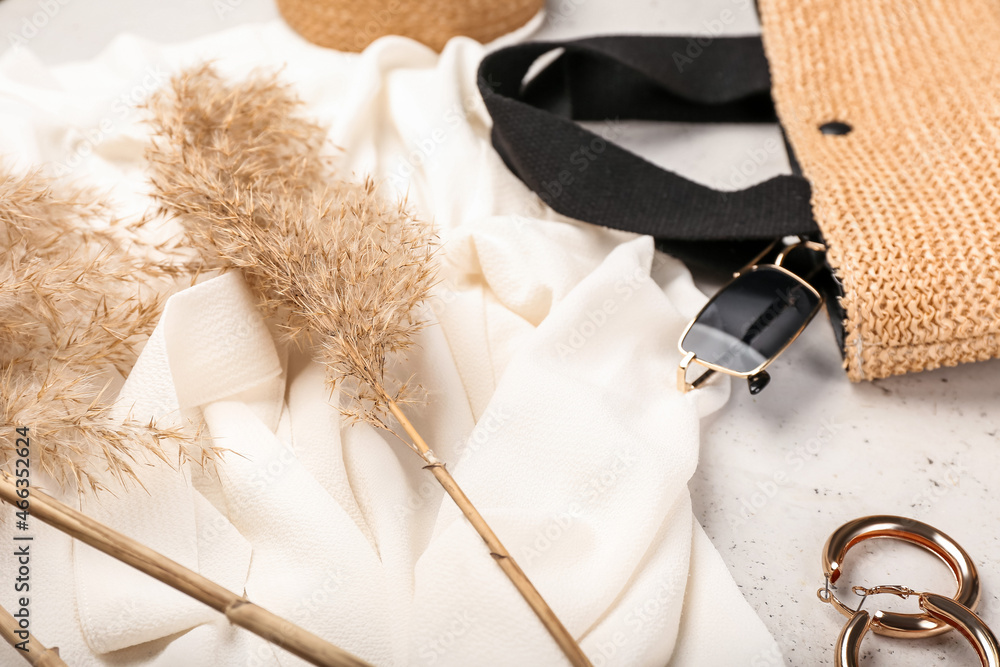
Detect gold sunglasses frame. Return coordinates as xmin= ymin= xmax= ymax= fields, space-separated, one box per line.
xmin=677 ymin=239 xmax=826 ymax=393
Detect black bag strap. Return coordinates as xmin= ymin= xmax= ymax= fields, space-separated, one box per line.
xmin=477 ymin=36 xmax=819 ymax=244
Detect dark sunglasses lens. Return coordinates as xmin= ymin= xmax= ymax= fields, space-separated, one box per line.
xmin=681 ymin=267 xmax=820 ymax=374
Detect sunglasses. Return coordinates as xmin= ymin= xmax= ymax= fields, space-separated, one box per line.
xmin=677 ymin=239 xmax=826 ymax=395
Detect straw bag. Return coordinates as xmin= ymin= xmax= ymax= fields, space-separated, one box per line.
xmin=478 ymin=1 xmax=1000 ymax=381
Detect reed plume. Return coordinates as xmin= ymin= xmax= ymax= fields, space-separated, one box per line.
xmin=0 ymin=170 xmax=206 ymax=492
xmin=145 ymin=65 xmax=592 ymax=667
xmin=145 ymin=65 xmax=433 ymax=433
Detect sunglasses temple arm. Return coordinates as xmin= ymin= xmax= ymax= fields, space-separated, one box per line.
xmin=677 ymin=353 xmax=718 ymax=393
xmin=691 ymin=368 xmax=717 ymax=391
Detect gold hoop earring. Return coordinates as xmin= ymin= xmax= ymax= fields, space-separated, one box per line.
xmin=835 ymin=587 xmax=1000 ymax=667
xmin=818 ymin=516 xmax=1000 ymax=667
xmin=817 ymin=515 xmax=980 ymax=637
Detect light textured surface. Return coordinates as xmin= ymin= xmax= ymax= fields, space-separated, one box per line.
xmin=0 ymin=1 xmax=996 ymax=666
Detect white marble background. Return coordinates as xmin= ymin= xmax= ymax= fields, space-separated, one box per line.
xmin=0 ymin=0 xmax=997 ymax=664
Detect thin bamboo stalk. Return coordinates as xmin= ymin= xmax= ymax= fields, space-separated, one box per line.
xmin=0 ymin=601 xmax=67 ymax=667
xmin=387 ymin=401 xmax=593 ymax=667
xmin=0 ymin=472 xmax=371 ymax=667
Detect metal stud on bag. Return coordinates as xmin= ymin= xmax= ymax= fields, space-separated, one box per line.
xmin=818 ymin=516 xmax=1000 ymax=666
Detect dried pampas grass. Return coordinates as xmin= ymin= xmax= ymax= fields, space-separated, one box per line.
xmin=0 ymin=169 xmax=208 ymax=492
xmin=0 ymin=168 xmax=365 ymax=667
xmin=145 ymin=65 xmax=592 ymax=667
xmin=145 ymin=65 xmax=435 ymax=434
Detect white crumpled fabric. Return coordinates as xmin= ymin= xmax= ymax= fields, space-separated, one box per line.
xmin=0 ymin=21 xmax=779 ymax=667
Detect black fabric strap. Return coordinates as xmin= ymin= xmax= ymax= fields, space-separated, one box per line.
xmin=477 ymin=36 xmax=819 ymax=244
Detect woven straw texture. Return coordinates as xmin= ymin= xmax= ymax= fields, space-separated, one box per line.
xmin=758 ymin=0 xmax=1000 ymax=380
xmin=276 ymin=0 xmax=543 ymax=52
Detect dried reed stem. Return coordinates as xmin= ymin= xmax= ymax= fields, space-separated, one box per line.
xmin=0 ymin=601 xmax=66 ymax=667
xmin=0 ymin=473 xmax=371 ymax=667
xmin=387 ymin=402 xmax=592 ymax=667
